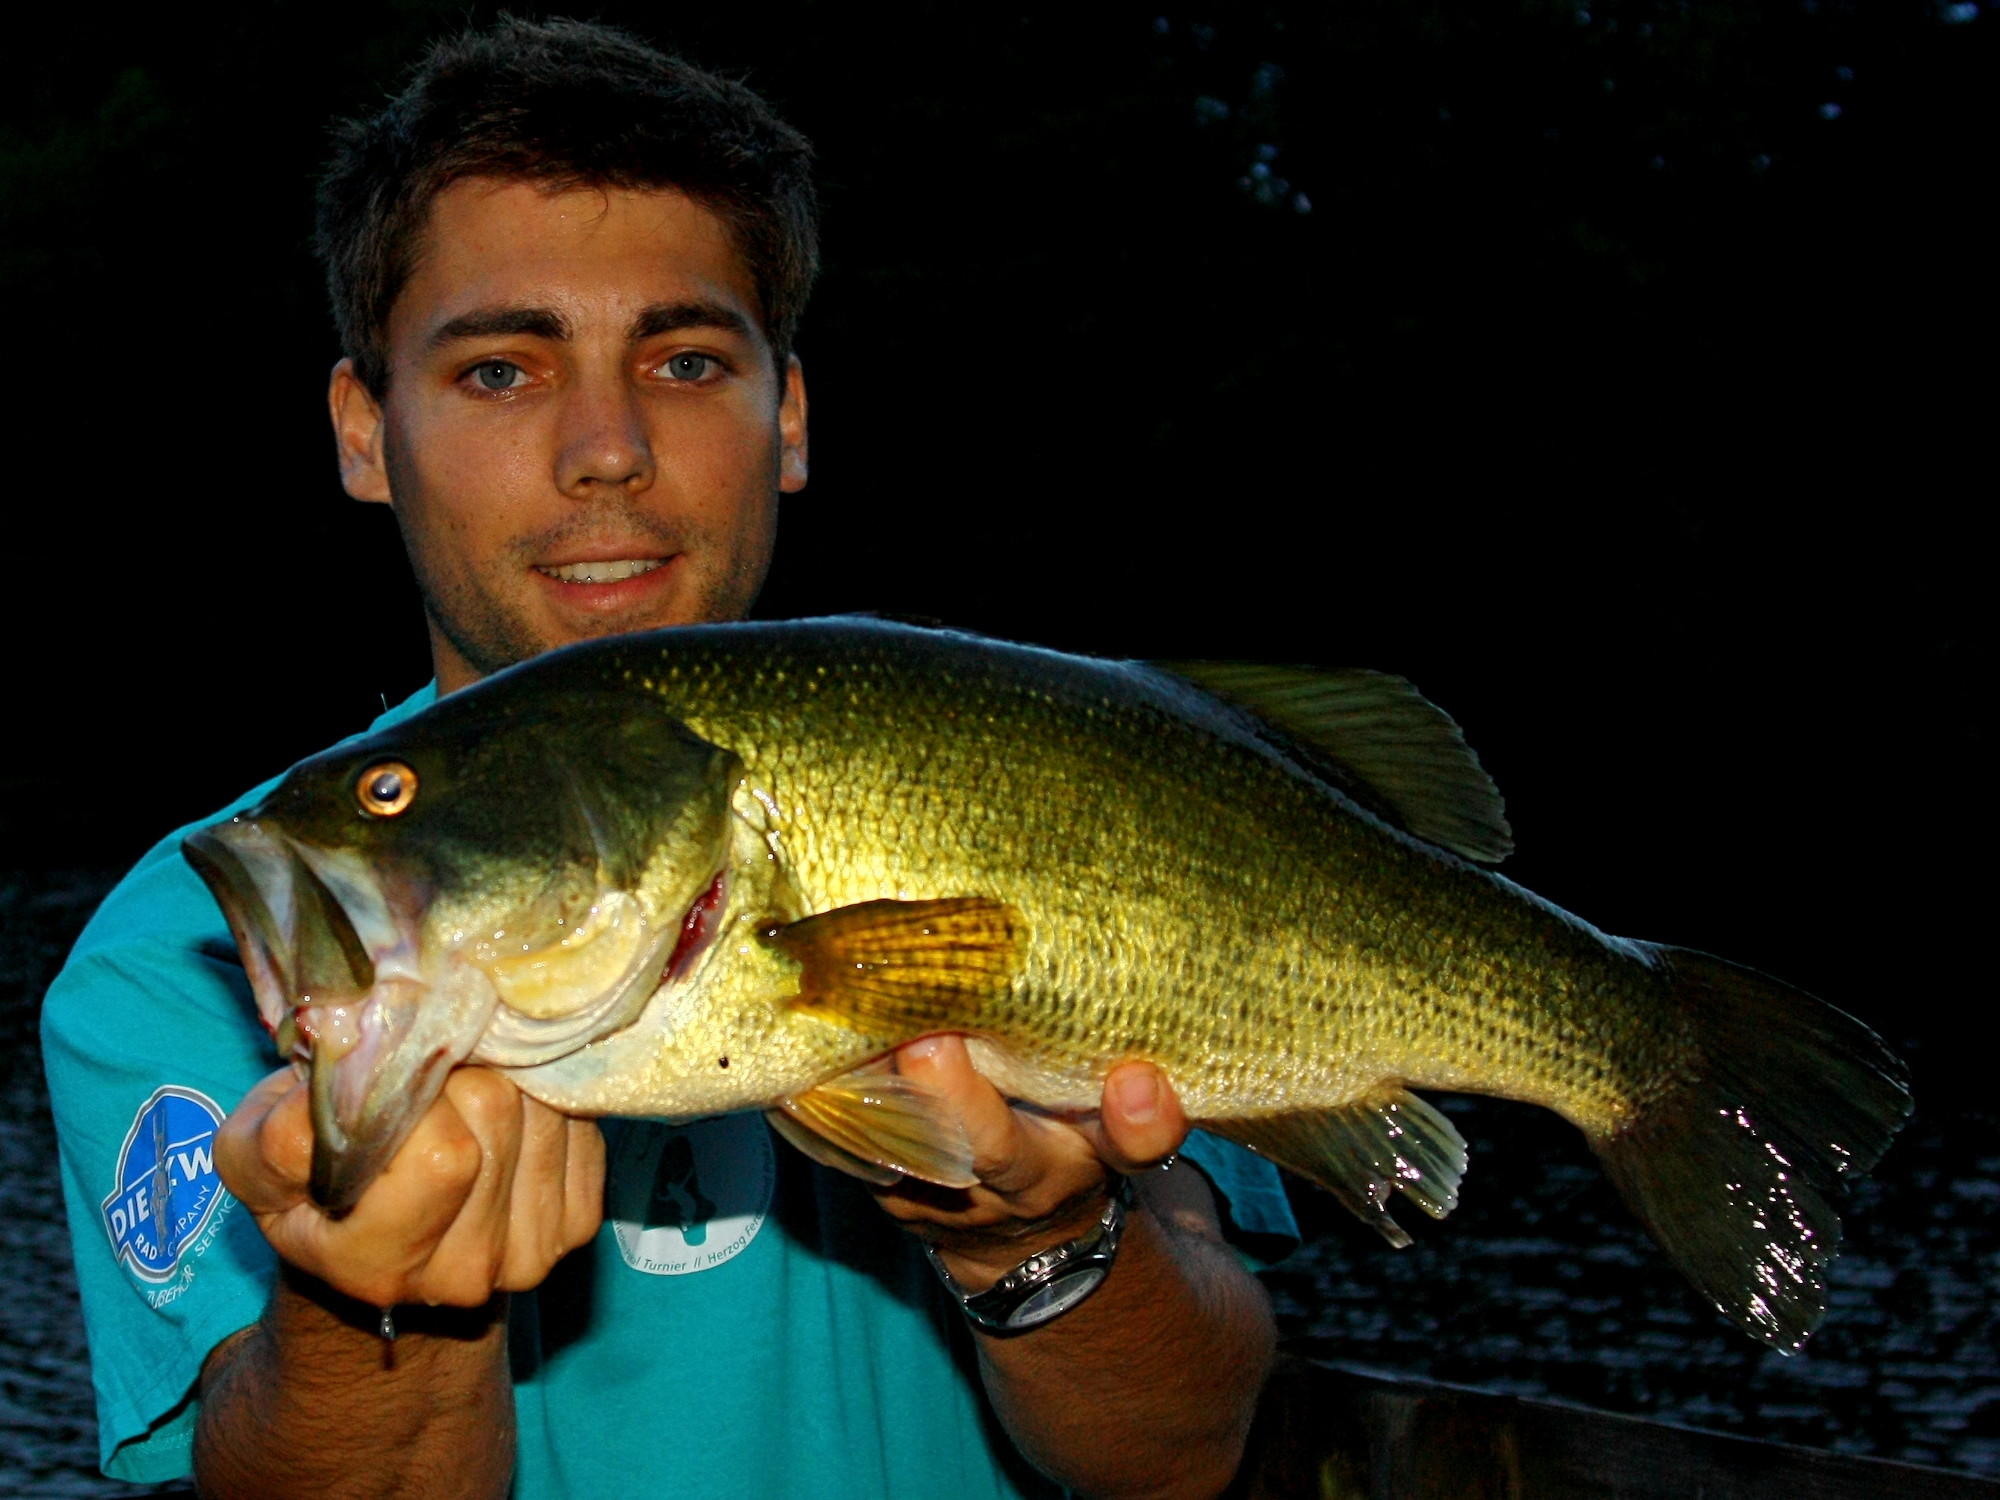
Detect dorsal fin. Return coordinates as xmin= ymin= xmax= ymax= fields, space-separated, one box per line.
xmin=1159 ymin=662 xmax=1513 ymax=863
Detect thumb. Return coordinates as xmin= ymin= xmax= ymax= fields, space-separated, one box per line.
xmin=215 ymin=1066 xmax=314 ymax=1214
xmin=1096 ymin=1062 xmax=1190 ymax=1173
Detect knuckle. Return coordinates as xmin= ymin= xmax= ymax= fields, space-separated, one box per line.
xmin=496 ymin=1248 xmax=554 ymax=1294
xmin=420 ymin=1261 xmax=497 ymax=1308
xmin=448 ymin=1067 xmax=517 ymax=1125
xmin=413 ymin=1129 xmax=487 ymax=1191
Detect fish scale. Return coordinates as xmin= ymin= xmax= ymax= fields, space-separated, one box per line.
xmin=599 ymin=628 xmax=1685 ymax=1131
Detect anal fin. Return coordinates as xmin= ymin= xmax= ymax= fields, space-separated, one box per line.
xmin=1207 ymin=1088 xmax=1467 ymax=1248
xmin=770 ymin=1067 xmax=979 ymax=1188
xmin=765 ymin=897 xmax=1025 ymax=1033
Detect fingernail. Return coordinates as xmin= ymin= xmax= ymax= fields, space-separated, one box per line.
xmin=902 ymin=1037 xmax=946 ymax=1062
xmin=1111 ymin=1069 xmax=1160 ymax=1124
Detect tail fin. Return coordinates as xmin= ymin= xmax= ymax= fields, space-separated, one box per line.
xmin=1593 ymin=944 xmax=1911 ymax=1352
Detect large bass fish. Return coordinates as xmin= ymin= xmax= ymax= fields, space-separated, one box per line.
xmin=185 ymin=618 xmax=1908 ymax=1350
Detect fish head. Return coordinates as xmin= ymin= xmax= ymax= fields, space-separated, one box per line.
xmin=185 ymin=670 xmax=738 ymax=1214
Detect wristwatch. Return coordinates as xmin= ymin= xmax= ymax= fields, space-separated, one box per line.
xmin=923 ymin=1175 xmax=1134 ymax=1335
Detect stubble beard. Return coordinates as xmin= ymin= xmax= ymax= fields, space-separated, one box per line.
xmin=398 ymin=501 xmax=775 ymax=682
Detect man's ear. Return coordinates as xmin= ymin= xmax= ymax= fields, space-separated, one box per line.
xmin=779 ymin=354 xmax=809 ymax=494
xmin=329 ymin=359 xmax=392 ymax=504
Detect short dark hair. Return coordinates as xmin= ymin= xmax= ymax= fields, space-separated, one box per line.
xmin=315 ymin=17 xmax=818 ymax=393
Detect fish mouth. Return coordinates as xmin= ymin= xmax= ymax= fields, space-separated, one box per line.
xmin=185 ymin=820 xmax=497 ymax=1215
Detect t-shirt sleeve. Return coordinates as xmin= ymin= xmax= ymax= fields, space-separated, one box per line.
xmin=1177 ymin=1129 xmax=1299 ymax=1269
xmin=41 ymin=828 xmax=283 ymax=1483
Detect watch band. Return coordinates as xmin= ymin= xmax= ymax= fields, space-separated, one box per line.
xmin=924 ymin=1175 xmax=1134 ymax=1336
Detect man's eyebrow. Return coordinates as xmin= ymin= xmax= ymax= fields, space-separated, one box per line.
xmin=427 ymin=307 xmax=571 ymax=348
xmin=629 ymin=300 xmax=754 ymax=341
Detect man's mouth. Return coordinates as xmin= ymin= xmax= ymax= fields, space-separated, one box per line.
xmin=534 ymin=558 xmax=669 ymax=584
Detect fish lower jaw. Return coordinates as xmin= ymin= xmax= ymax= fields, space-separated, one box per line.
xmin=534 ymin=559 xmax=667 ymax=584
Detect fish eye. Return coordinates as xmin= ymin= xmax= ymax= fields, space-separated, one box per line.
xmin=356 ymin=761 xmax=418 ymax=817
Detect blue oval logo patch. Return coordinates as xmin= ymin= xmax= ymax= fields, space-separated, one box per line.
xmin=100 ymin=1086 xmax=228 ymax=1284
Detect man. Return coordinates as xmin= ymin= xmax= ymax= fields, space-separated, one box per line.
xmin=43 ymin=20 xmax=1291 ymax=1499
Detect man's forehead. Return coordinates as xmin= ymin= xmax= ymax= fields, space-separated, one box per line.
xmin=392 ymin=177 xmax=763 ymax=346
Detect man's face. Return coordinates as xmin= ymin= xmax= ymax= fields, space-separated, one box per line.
xmin=331 ymin=179 xmax=808 ymax=692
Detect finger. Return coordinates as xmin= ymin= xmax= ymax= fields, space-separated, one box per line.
xmin=560 ymin=1118 xmax=606 ymax=1254
xmin=410 ymin=1069 xmax=525 ymax=1305
xmin=270 ymin=1082 xmax=484 ymax=1306
xmin=497 ymin=1094 xmax=572 ymax=1289
xmin=1096 ymin=1062 xmax=1190 ymax=1173
xmin=884 ymin=1037 xmax=1108 ymax=1228
xmin=893 ymin=1035 xmax=1031 ymax=1187
xmin=215 ymin=1068 xmax=312 ymax=1214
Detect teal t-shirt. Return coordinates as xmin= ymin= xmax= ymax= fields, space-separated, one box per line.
xmin=41 ymin=686 xmax=1299 ymax=1492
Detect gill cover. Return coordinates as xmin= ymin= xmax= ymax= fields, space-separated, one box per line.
xmin=186 ymin=661 xmax=739 ymax=1213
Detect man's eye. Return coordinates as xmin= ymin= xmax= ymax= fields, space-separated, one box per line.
xmin=660 ymin=353 xmax=717 ymax=382
xmin=471 ymin=360 xmax=527 ymax=391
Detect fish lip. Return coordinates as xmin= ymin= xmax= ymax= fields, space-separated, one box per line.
xmin=184 ymin=821 xmax=297 ymax=1042
xmin=185 ymin=820 xmax=492 ymax=1213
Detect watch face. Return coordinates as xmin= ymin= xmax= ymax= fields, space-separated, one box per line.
xmin=1007 ymin=1265 xmax=1109 ymax=1328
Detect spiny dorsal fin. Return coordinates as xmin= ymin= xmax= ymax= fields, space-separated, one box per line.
xmin=765 ymin=897 xmax=1026 ymax=1033
xmin=1205 ymin=1088 xmax=1468 ymax=1247
xmin=1159 ymin=662 xmax=1513 ymax=864
xmin=769 ymin=1067 xmax=979 ymax=1187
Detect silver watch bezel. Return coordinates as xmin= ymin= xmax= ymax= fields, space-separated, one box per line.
xmin=924 ymin=1176 xmax=1134 ymax=1336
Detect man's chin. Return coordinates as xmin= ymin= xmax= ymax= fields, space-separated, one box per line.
xmin=424 ymin=554 xmax=767 ymax=691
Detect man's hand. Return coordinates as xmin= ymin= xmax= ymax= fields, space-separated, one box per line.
xmin=216 ymin=1064 xmax=604 ymax=1308
xmin=196 ymin=1068 xmax=605 ymax=1500
xmin=874 ymin=1038 xmax=1275 ymax=1500
xmin=874 ymin=1037 xmax=1187 ymax=1284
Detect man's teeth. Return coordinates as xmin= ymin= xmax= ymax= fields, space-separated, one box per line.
xmin=537 ymin=559 xmax=668 ymax=584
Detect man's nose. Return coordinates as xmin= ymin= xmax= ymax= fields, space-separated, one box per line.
xmin=554 ymin=378 xmax=656 ymax=496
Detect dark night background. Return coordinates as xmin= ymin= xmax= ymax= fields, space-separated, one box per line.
xmin=1 ymin=0 xmax=1992 ymax=1490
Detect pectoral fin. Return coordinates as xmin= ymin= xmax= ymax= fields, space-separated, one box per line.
xmin=769 ymin=1068 xmax=979 ymax=1188
xmin=764 ymin=897 xmax=1026 ymax=1033
xmin=1207 ymin=1088 xmax=1467 ymax=1247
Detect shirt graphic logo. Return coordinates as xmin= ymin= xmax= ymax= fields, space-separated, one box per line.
xmin=606 ymin=1114 xmax=774 ymax=1276
xmin=101 ymin=1086 xmax=229 ymax=1286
